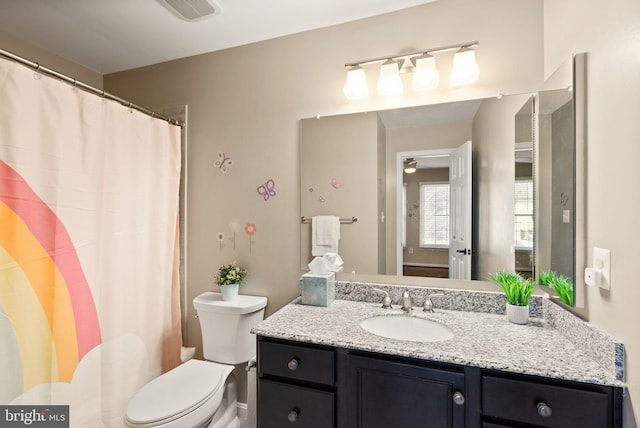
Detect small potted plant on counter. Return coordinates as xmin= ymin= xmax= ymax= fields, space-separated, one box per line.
xmin=539 ymin=271 xmax=574 ymax=306
xmin=493 ymin=271 xmax=535 ymax=324
xmin=215 ymin=261 xmax=248 ymax=301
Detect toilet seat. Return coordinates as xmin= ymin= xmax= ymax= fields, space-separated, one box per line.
xmin=125 ymin=359 xmax=234 ymax=428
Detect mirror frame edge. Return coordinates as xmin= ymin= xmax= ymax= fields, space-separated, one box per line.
xmin=573 ymin=52 xmax=587 ymax=308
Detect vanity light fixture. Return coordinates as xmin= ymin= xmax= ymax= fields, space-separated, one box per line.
xmin=403 ymin=158 xmax=418 ymax=174
xmin=343 ymin=41 xmax=479 ymax=100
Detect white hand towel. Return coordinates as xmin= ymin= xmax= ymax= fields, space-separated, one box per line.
xmin=312 ymin=216 xmax=340 ymax=256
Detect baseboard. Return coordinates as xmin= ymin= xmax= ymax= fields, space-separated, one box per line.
xmin=237 ymin=402 xmax=248 ymax=420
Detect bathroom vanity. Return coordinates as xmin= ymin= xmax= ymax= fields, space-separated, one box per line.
xmin=253 ymin=283 xmax=624 ymax=428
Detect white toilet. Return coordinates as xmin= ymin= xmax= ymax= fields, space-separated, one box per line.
xmin=125 ymin=292 xmax=267 ymax=428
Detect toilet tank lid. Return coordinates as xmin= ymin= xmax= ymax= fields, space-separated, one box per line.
xmin=193 ymin=292 xmax=267 ymax=314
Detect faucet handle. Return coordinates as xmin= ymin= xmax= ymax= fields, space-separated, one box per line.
xmin=401 ymin=290 xmax=413 ymax=312
xmin=372 ymin=288 xmax=392 ymax=309
xmin=423 ymin=293 xmax=444 ymax=312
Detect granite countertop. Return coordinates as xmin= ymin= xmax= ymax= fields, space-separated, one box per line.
xmin=253 ymin=294 xmax=624 ymax=387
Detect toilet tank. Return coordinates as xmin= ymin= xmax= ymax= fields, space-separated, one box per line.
xmin=193 ymin=292 xmax=267 ymax=364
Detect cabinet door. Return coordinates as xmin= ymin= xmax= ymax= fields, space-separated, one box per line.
xmin=347 ymin=354 xmax=465 ymax=428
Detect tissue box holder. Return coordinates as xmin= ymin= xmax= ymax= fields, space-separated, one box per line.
xmin=301 ymin=272 xmax=335 ymax=307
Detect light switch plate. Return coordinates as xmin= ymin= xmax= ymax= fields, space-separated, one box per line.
xmin=593 ymin=247 xmax=611 ymax=290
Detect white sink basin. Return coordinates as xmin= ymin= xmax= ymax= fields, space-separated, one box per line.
xmin=360 ymin=315 xmax=454 ymax=342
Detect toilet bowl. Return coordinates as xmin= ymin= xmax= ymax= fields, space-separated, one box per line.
xmin=125 ymin=292 xmax=267 ymax=428
xmin=125 ymin=360 xmax=237 ymax=428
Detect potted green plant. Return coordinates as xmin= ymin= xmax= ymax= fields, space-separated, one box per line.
xmin=492 ymin=271 xmax=535 ymax=324
xmin=215 ymin=261 xmax=248 ymax=301
xmin=539 ymin=271 xmax=574 ymax=306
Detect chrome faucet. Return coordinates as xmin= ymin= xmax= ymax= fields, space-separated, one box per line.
xmin=423 ymin=293 xmax=444 ymax=313
xmin=401 ymin=291 xmax=413 ymax=312
xmin=372 ymin=288 xmax=392 ymax=309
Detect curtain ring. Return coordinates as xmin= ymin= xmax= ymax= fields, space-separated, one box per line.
xmin=33 ymin=62 xmax=42 ymax=80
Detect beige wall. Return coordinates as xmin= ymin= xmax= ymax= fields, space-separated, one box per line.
xmin=544 ymin=0 xmax=640 ymax=424
xmin=0 ymin=30 xmax=103 ymax=89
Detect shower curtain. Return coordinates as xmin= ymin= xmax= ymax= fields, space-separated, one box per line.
xmin=0 ymin=57 xmax=182 ymax=426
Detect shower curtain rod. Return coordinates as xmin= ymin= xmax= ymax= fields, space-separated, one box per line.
xmin=0 ymin=48 xmax=183 ymax=127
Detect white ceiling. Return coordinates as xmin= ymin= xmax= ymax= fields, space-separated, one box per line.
xmin=0 ymin=0 xmax=437 ymax=74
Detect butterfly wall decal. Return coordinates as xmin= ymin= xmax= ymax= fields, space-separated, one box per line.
xmin=257 ymin=179 xmax=276 ymax=201
xmin=214 ymin=152 xmax=233 ymax=173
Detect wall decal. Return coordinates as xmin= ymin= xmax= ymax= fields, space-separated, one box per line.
xmin=257 ymin=179 xmax=276 ymax=201
xmin=245 ymin=222 xmax=257 ymax=253
xmin=308 ymin=187 xmax=314 ymax=192
xmin=330 ymin=178 xmax=341 ymax=189
xmin=318 ymin=196 xmax=325 ymax=203
xmin=560 ymin=192 xmax=569 ymax=206
xmin=214 ymin=152 xmax=233 ymax=173
xmin=216 ymin=232 xmax=225 ymax=251
xmin=229 ymin=219 xmax=241 ymax=250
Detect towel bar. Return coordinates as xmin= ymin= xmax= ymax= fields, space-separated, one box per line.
xmin=301 ymin=216 xmax=358 ymax=224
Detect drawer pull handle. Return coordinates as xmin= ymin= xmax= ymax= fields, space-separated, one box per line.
xmin=537 ymin=402 xmax=553 ymax=418
xmin=287 ymin=358 xmax=299 ymax=371
xmin=288 ymin=407 xmax=300 ymax=423
xmin=452 ymin=391 xmax=465 ymax=406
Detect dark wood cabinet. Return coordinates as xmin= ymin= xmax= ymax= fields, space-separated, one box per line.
xmin=481 ymin=373 xmax=623 ymax=428
xmin=257 ymin=338 xmax=337 ymax=428
xmin=258 ymin=379 xmax=334 ymax=428
xmin=256 ymin=336 xmax=623 ymax=428
xmin=347 ymin=354 xmax=465 ymax=428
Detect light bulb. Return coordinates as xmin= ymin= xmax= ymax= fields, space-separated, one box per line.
xmin=412 ymin=54 xmax=440 ymax=91
xmin=377 ymin=59 xmax=403 ymax=96
xmin=343 ymin=66 xmax=369 ymax=100
xmin=449 ymin=48 xmax=480 ymax=87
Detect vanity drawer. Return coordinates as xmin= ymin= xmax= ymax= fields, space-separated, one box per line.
xmin=259 ymin=340 xmax=335 ymax=385
xmin=482 ymin=375 xmax=611 ymax=428
xmin=258 ymin=379 xmax=334 ymax=428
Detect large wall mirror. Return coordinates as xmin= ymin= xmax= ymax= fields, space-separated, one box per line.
xmin=300 ymin=53 xmax=586 ymax=308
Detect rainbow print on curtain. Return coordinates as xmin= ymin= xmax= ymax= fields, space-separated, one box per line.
xmin=0 ymin=56 xmax=182 ymax=427
xmin=0 ymin=160 xmax=102 ymax=390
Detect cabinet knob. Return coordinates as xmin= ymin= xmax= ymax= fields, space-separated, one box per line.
xmin=537 ymin=402 xmax=553 ymax=418
xmin=287 ymin=407 xmax=300 ymax=423
xmin=287 ymin=358 xmax=299 ymax=371
xmin=452 ymin=391 xmax=465 ymax=406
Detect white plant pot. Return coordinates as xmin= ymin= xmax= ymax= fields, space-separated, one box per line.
xmin=220 ymin=283 xmax=239 ymax=301
xmin=506 ymin=303 xmax=529 ymax=325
